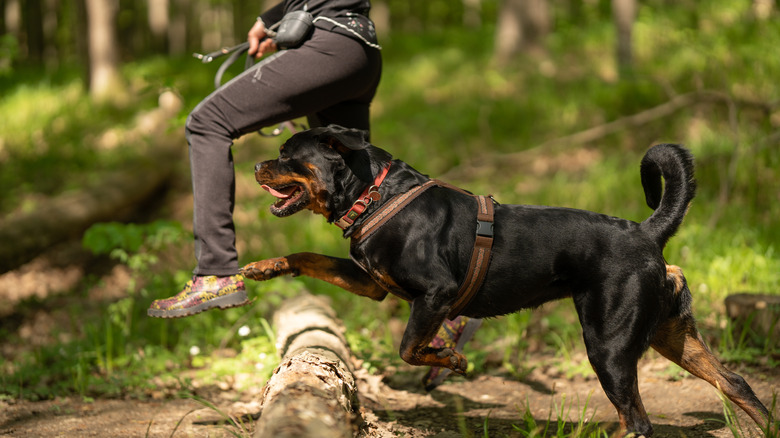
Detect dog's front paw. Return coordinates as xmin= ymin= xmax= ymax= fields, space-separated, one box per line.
xmin=240 ymin=257 xmax=289 ymax=281
xmin=437 ymin=348 xmax=468 ymax=375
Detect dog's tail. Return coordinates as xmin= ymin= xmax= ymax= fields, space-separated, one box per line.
xmin=639 ymin=144 xmax=697 ymax=249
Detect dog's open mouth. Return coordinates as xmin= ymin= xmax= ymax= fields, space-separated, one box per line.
xmin=262 ymin=184 xmax=308 ymax=216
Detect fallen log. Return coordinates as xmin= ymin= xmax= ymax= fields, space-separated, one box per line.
xmin=0 ymin=92 xmax=184 ymax=273
xmin=255 ymin=292 xmax=360 ymax=438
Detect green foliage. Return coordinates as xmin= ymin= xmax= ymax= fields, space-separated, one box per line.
xmin=83 ymin=220 xmax=187 ymax=271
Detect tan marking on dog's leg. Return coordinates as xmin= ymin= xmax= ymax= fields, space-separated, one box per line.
xmin=241 ymin=253 xmax=389 ymax=301
xmin=398 ymin=298 xmax=469 ymax=374
xmin=651 ymin=317 xmax=771 ymax=428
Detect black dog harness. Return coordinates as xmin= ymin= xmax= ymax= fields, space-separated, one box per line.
xmin=346 ymin=177 xmax=496 ymax=319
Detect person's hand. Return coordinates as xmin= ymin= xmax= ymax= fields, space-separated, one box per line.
xmin=248 ymin=20 xmax=278 ymax=59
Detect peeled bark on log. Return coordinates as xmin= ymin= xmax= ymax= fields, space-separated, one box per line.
xmin=725 ymin=293 xmax=780 ymax=339
xmin=255 ymin=292 xmax=360 ymax=438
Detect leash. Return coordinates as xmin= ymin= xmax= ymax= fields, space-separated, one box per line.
xmin=193 ymin=41 xmax=254 ymax=89
xmin=348 ymin=179 xmax=495 ymax=317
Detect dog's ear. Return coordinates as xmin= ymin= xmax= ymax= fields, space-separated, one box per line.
xmin=314 ymin=125 xmax=370 ymax=153
xmin=311 ymin=125 xmax=375 ymax=182
xmin=307 ymin=124 xmax=391 ymax=183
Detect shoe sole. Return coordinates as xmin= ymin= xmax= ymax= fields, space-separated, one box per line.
xmin=147 ymin=290 xmax=250 ymax=318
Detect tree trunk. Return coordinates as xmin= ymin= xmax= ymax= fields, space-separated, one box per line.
xmin=370 ymin=0 xmax=390 ymax=38
xmin=147 ymin=0 xmax=169 ymax=54
xmin=494 ymin=0 xmax=550 ymax=65
xmin=42 ymin=0 xmax=59 ymax=63
xmin=168 ymin=0 xmax=188 ymax=55
xmin=5 ymin=0 xmax=22 ymax=36
xmin=493 ymin=0 xmax=523 ymax=65
xmin=724 ymin=293 xmax=780 ymax=340
xmin=463 ymin=0 xmax=481 ymax=28
xmin=612 ymin=0 xmax=637 ymax=76
xmin=753 ymin=0 xmax=773 ymax=20
xmin=520 ymin=0 xmax=550 ymax=54
xmin=255 ymin=293 xmax=360 ymax=438
xmin=75 ymin=0 xmax=90 ymax=86
xmin=85 ymin=0 xmax=126 ymax=104
xmin=23 ymin=0 xmax=44 ymax=63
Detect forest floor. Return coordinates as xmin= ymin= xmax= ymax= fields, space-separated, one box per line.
xmin=0 ymin=352 xmax=778 ymax=437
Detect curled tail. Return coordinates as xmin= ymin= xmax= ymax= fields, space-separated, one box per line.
xmin=639 ymin=144 xmax=697 ymax=249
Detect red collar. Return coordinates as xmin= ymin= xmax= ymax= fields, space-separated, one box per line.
xmin=335 ymin=163 xmax=392 ymax=230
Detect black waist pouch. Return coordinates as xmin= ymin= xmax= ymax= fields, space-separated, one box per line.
xmin=274 ymin=10 xmax=314 ymax=49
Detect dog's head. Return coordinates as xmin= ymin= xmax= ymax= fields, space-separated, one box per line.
xmin=254 ymin=125 xmax=392 ymax=221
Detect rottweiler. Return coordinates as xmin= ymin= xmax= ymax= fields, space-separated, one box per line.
xmin=240 ymin=125 xmax=771 ymax=436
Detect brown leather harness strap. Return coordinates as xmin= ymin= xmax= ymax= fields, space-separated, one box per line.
xmin=350 ymin=179 xmax=438 ymax=242
xmin=447 ymin=194 xmax=494 ymax=319
xmin=350 ymin=179 xmax=495 ymax=318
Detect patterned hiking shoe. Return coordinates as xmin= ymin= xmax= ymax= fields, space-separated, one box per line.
xmin=147 ymin=274 xmax=249 ymax=318
xmin=422 ymin=316 xmax=483 ymax=391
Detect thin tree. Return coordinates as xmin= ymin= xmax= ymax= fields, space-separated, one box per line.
xmin=147 ymin=0 xmax=169 ymax=54
xmin=85 ymin=0 xmax=126 ymax=104
xmin=613 ymin=0 xmax=637 ymax=77
xmin=493 ymin=0 xmax=550 ymax=66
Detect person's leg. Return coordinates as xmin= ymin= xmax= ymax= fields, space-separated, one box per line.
xmin=149 ymin=29 xmax=381 ymax=318
xmin=188 ymin=30 xmax=380 ymax=276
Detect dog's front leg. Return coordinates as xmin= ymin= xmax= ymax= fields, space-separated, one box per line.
xmin=398 ymin=297 xmax=468 ymax=375
xmin=240 ymin=252 xmax=389 ymax=301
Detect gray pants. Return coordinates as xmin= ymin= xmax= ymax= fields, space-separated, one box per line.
xmin=185 ymin=27 xmax=382 ymax=276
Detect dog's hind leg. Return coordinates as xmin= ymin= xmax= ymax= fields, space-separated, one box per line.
xmin=651 ymin=268 xmax=771 ymax=429
xmin=651 ymin=314 xmax=771 ymax=429
xmin=574 ymin=284 xmax=656 ymax=436
xmin=579 ymin=326 xmax=654 ymax=436
xmin=398 ymin=297 xmax=469 ymax=375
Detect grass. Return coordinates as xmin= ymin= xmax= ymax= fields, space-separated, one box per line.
xmin=181 ymin=395 xmax=254 ymax=438
xmin=512 ymin=391 xmax=609 ymax=438
xmin=719 ymin=392 xmax=779 ymax=438
xmin=0 ymin=2 xmax=778 ymax=430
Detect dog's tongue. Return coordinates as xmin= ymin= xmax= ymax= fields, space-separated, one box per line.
xmin=262 ymin=185 xmax=297 ymax=199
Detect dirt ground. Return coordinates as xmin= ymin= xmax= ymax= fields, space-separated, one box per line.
xmin=1 ymin=351 xmax=778 ymax=437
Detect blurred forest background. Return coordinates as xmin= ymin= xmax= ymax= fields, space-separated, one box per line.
xmin=0 ymin=0 xmax=778 ymax=431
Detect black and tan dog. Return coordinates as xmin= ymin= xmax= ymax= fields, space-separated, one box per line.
xmin=240 ymin=125 xmax=771 ymax=436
